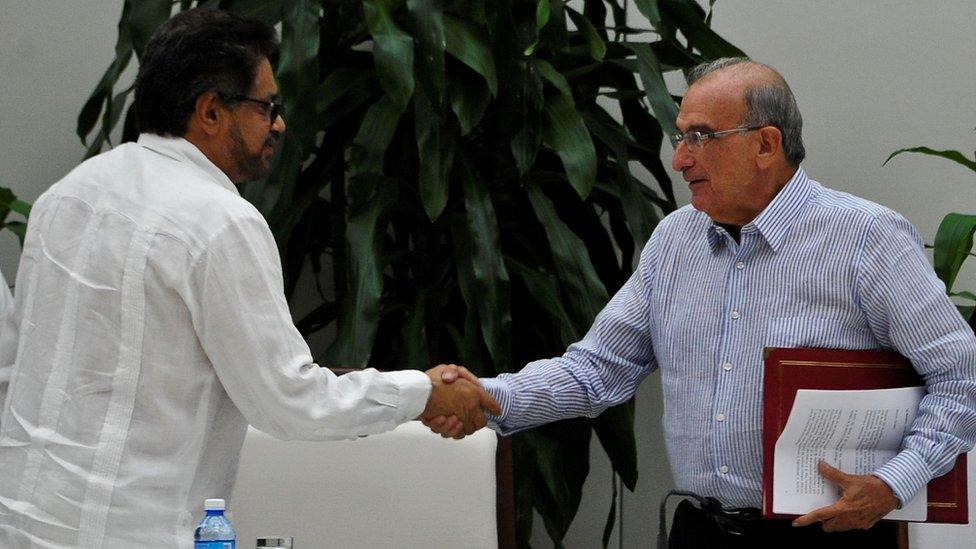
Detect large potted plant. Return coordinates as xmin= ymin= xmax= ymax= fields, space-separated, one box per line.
xmin=77 ymin=0 xmax=744 ymax=545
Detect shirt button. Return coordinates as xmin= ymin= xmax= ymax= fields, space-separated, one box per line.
xmin=730 ymin=310 xmax=740 ymax=319
xmin=723 ymin=362 xmax=733 ymax=371
xmin=716 ymin=413 xmax=726 ymax=422
xmin=735 ymin=261 xmax=745 ymax=270
xmin=720 ymin=465 xmax=730 ymax=474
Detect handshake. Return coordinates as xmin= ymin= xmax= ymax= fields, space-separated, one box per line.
xmin=419 ymin=364 xmax=499 ymax=439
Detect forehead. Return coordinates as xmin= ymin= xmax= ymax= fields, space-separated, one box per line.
xmin=675 ymin=73 xmax=747 ymax=131
xmin=249 ymin=58 xmax=278 ymax=99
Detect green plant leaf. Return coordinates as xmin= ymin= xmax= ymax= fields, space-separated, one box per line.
xmin=126 ymin=0 xmax=172 ymax=56
xmin=632 ymin=0 xmax=662 ymax=26
xmin=525 ymin=421 xmax=592 ymax=543
xmin=883 ymin=147 xmax=976 ymax=172
xmin=535 ymin=0 xmax=551 ymax=30
xmin=592 ymin=400 xmax=638 ymax=490
xmin=408 ymin=0 xmax=447 ymax=104
xmin=506 ymin=257 xmax=580 ymax=345
xmin=527 ymin=184 xmax=608 ymax=329
xmin=349 ymin=96 xmax=405 ymax=179
xmin=315 ymin=68 xmax=378 ymax=127
xmin=264 ymin=0 xmax=321 ymax=224
xmin=932 ymin=213 xmax=976 ymax=294
xmin=4 ymin=221 xmax=27 ymax=247
xmin=458 ymin=157 xmax=513 ymax=373
xmin=217 ymin=0 xmax=282 ymax=26
xmin=414 ymin=90 xmax=458 ymax=221
xmin=510 ymin=64 xmax=545 ymax=176
xmin=534 ymin=58 xmax=573 ymax=101
xmin=444 ymin=15 xmax=498 ymax=96
xmin=542 ymin=95 xmax=597 ymax=199
xmin=660 ymin=0 xmax=746 ymax=58
xmin=77 ymin=3 xmax=134 ymax=145
xmin=626 ymin=42 xmax=679 ymax=136
xmin=400 ymin=290 xmax=431 ymax=371
xmin=565 ymin=7 xmax=606 ymax=62
xmin=448 ymin=70 xmax=492 ymax=135
xmin=363 ymin=0 xmax=415 ymax=112
xmin=582 ymin=107 xmax=660 ymax=247
xmin=330 ymin=174 xmax=398 ymax=367
xmin=951 ymin=291 xmax=976 ymax=302
xmin=277 ymin=0 xmax=321 ymax=151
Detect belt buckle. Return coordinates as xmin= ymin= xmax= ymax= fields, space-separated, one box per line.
xmin=704 ymin=499 xmax=761 ymax=536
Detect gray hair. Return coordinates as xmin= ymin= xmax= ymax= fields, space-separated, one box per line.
xmin=686 ymin=58 xmax=806 ymax=166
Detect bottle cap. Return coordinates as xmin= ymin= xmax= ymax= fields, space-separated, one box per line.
xmin=204 ymin=498 xmax=226 ymax=510
xmin=257 ymin=537 xmax=293 ymax=548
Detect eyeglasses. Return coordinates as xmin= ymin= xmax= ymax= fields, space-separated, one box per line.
xmin=669 ymin=125 xmax=762 ymax=150
xmin=225 ymin=94 xmax=284 ymax=125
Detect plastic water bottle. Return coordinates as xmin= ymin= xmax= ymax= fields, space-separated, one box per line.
xmin=194 ymin=498 xmax=236 ymax=549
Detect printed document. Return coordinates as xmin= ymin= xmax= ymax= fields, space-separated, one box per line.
xmin=772 ymin=387 xmax=927 ymax=520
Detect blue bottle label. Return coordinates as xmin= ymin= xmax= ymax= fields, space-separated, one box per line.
xmin=194 ymin=542 xmax=235 ymax=549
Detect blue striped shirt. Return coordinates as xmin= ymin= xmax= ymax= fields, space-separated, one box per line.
xmin=481 ymin=167 xmax=976 ymax=508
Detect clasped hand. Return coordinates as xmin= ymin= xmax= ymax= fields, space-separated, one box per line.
xmin=420 ymin=364 xmax=499 ymax=438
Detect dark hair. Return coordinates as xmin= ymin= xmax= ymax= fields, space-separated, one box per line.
xmin=134 ymin=8 xmax=279 ymax=137
xmin=686 ymin=57 xmax=806 ymax=166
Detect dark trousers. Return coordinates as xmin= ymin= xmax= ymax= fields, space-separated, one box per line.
xmin=668 ymin=499 xmax=899 ymax=549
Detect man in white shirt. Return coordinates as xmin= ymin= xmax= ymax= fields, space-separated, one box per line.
xmin=0 ymin=9 xmax=497 ymax=548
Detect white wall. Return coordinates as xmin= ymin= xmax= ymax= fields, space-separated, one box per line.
xmin=1 ymin=1 xmax=974 ymax=548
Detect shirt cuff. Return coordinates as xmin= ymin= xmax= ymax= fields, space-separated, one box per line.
xmin=479 ymin=377 xmax=513 ymax=433
xmin=872 ymin=448 xmax=933 ymax=507
xmin=385 ymin=369 xmax=432 ymax=423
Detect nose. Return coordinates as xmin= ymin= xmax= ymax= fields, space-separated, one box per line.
xmin=272 ymin=112 xmax=286 ymax=133
xmin=671 ymin=141 xmax=694 ymax=172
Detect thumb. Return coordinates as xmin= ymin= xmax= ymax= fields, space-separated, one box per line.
xmin=480 ymin=389 xmax=502 ymax=416
xmin=440 ymin=364 xmax=459 ymax=383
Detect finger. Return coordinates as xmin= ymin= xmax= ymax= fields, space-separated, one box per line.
xmin=792 ymin=504 xmax=836 ymax=527
xmin=817 ymin=460 xmax=848 ymax=485
xmin=455 ymin=366 xmax=480 ymax=385
xmin=462 ymin=405 xmax=483 ymax=436
xmin=423 ymin=415 xmax=447 ymax=432
xmin=473 ymin=409 xmax=487 ymax=431
xmin=439 ymin=417 xmax=463 ymax=438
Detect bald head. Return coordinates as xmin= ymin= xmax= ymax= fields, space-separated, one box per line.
xmin=685 ymin=58 xmax=806 ymax=166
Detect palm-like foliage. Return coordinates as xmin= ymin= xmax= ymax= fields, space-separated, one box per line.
xmin=79 ymin=0 xmax=744 ymax=544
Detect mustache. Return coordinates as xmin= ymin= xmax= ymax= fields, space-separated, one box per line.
xmin=265 ymin=132 xmax=281 ymax=148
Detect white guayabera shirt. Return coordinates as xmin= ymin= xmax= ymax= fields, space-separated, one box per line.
xmin=0 ymin=134 xmax=431 ymax=549
xmin=0 ymin=272 xmax=11 ymax=319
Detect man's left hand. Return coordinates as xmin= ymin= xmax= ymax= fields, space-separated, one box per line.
xmin=792 ymin=461 xmax=899 ymax=532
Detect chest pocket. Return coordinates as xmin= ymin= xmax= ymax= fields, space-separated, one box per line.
xmin=765 ymin=316 xmax=877 ymax=350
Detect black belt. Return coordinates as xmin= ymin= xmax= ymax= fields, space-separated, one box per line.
xmin=657 ymin=490 xmax=763 ymax=549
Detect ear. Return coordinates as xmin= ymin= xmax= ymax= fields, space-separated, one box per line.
xmin=755 ymin=125 xmax=783 ymax=169
xmin=190 ymin=91 xmax=226 ymax=137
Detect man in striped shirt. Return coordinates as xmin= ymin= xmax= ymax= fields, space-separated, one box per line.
xmin=427 ymin=58 xmax=976 ymax=548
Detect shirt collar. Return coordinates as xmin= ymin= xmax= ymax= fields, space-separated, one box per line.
xmin=136 ymin=133 xmax=239 ymax=196
xmin=705 ymin=166 xmax=813 ymax=254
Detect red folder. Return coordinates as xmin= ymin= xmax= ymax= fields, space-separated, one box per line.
xmin=762 ymin=347 xmax=969 ymax=523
